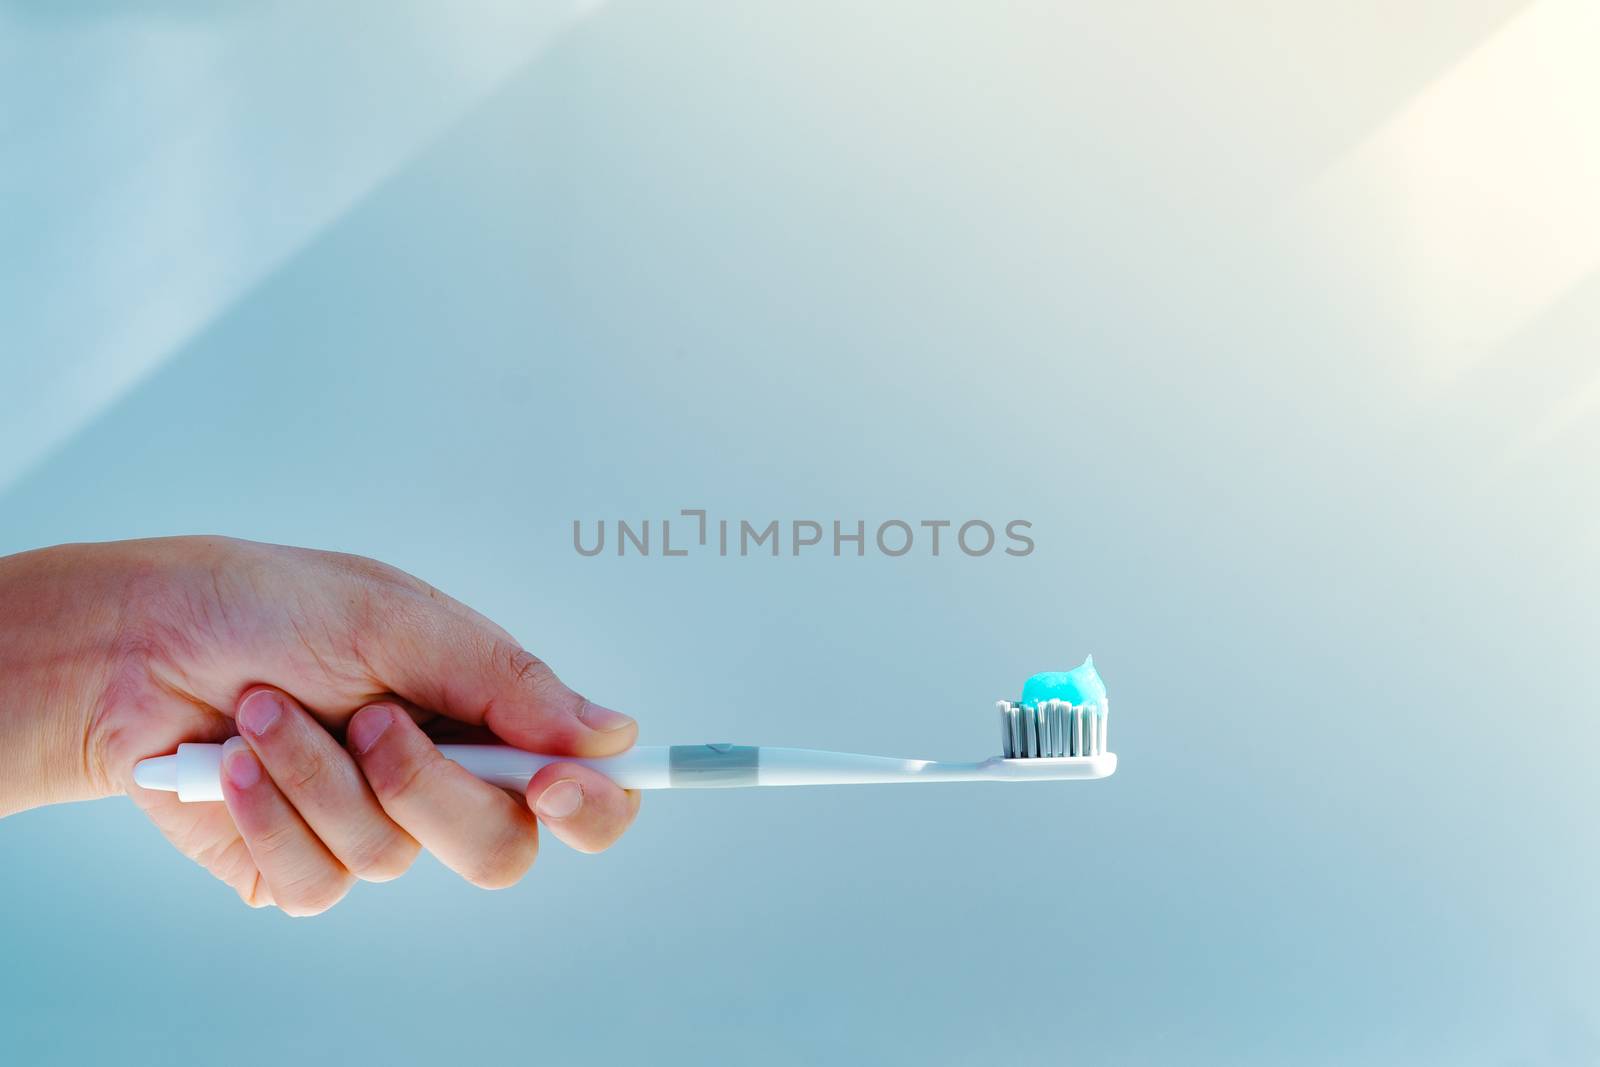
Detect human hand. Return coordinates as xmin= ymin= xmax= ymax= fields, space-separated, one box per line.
xmin=0 ymin=536 xmax=640 ymax=914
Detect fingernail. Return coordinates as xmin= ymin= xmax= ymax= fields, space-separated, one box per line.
xmin=348 ymin=705 xmax=393 ymax=755
xmin=577 ymin=700 xmax=635 ymax=733
xmin=223 ymin=737 xmax=261 ymax=790
xmin=238 ymin=689 xmax=284 ymax=737
xmin=535 ymin=779 xmax=584 ymax=819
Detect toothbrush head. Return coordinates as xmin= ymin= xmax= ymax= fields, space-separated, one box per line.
xmin=996 ymin=698 xmax=1109 ymax=759
xmin=998 ymin=657 xmax=1110 ymax=759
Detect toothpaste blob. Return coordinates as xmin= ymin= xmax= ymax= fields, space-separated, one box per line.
xmin=1020 ymin=655 xmax=1106 ymax=708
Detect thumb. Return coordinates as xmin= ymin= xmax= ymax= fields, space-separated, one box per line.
xmin=356 ymin=583 xmax=637 ymax=758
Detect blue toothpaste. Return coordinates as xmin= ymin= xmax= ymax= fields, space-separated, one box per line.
xmin=1019 ymin=655 xmax=1106 ymax=708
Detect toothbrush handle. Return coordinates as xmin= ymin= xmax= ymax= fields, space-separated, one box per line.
xmin=141 ymin=742 xmax=1114 ymax=801
xmin=151 ymin=743 xmax=736 ymax=801
xmin=442 ymin=744 xmax=775 ymax=790
xmin=438 ymin=744 xmax=681 ymax=791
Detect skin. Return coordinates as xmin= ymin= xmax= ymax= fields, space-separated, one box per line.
xmin=0 ymin=536 xmax=641 ymax=916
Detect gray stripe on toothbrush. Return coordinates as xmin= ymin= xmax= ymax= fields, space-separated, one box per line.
xmin=669 ymin=744 xmax=759 ymax=787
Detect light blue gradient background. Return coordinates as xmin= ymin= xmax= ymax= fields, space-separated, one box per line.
xmin=2 ymin=2 xmax=1597 ymax=1063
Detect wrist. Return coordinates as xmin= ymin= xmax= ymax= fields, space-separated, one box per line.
xmin=0 ymin=542 xmax=129 ymax=815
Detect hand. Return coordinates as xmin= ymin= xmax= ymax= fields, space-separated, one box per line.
xmin=0 ymin=536 xmax=640 ymax=915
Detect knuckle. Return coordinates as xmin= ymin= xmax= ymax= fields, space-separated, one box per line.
xmin=504 ymin=645 xmax=557 ymax=693
xmin=347 ymin=834 xmax=418 ymax=883
xmin=278 ymin=899 xmax=334 ymax=918
xmin=252 ymin=822 xmax=301 ymax=860
xmin=279 ymin=746 xmax=331 ymax=795
xmin=331 ymin=550 xmax=416 ymax=591
xmin=373 ymin=747 xmax=438 ymax=809
xmin=237 ymin=874 xmax=273 ymax=910
xmin=463 ymin=822 xmax=537 ymax=890
xmin=277 ymin=874 xmax=351 ymax=918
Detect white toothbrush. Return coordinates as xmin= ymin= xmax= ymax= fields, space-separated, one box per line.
xmin=133 ymin=699 xmax=1114 ymax=802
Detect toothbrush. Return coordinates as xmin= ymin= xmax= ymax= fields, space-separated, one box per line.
xmin=135 ymin=659 xmax=1115 ymax=802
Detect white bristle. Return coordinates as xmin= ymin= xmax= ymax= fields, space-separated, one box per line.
xmin=995 ymin=699 xmax=1110 ymax=760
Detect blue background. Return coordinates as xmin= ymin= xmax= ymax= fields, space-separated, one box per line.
xmin=3 ymin=2 xmax=1597 ymax=1063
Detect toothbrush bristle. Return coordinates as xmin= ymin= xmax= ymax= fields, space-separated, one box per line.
xmin=995 ymin=699 xmax=1108 ymax=758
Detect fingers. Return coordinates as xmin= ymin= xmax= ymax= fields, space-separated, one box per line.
xmin=219 ymin=737 xmax=354 ymax=917
xmin=222 ymin=688 xmax=628 ymax=910
xmin=526 ymin=762 xmax=642 ymax=854
xmin=130 ymin=785 xmax=273 ymax=909
xmin=348 ymin=703 xmax=538 ymax=889
xmin=354 ymin=584 xmax=636 ymax=758
xmin=235 ymin=687 xmax=418 ymax=882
